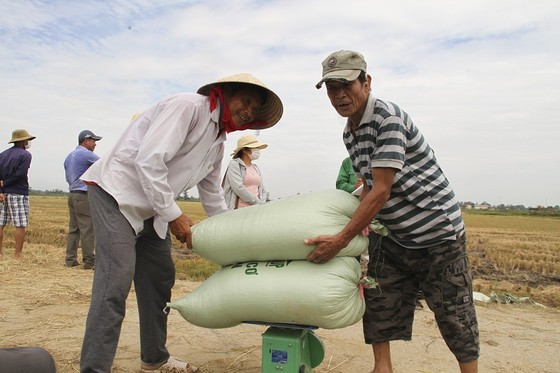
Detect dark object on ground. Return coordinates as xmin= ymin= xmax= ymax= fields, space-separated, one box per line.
xmin=0 ymin=346 xmax=56 ymax=373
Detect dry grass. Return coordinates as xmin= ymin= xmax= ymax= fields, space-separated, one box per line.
xmin=2 ymin=196 xmax=219 ymax=280
xmin=1 ymin=196 xmax=560 ymax=372
xmin=1 ymin=196 xmax=559 ymax=307
xmin=464 ymin=211 xmax=560 ymax=307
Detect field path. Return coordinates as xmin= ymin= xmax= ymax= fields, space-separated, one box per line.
xmin=1 ymin=249 xmax=559 ymax=372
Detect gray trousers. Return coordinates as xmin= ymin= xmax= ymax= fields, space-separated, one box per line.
xmin=80 ymin=185 xmax=175 ymax=373
xmin=66 ymin=192 xmax=95 ymax=266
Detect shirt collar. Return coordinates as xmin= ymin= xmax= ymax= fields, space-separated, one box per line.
xmin=345 ymin=94 xmax=376 ymax=131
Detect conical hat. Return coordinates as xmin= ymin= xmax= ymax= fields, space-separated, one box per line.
xmin=197 ymin=73 xmax=283 ymax=129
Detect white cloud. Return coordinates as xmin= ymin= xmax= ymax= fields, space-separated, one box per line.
xmin=1 ymin=0 xmax=559 ymax=206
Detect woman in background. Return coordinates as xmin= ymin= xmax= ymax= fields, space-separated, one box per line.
xmin=223 ymin=135 xmax=270 ymax=209
xmin=336 ymin=156 xmax=363 ymax=194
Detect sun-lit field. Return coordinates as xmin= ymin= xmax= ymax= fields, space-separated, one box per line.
xmin=2 ymin=195 xmax=559 ymax=306
xmin=465 ymin=212 xmax=560 ymax=275
xmin=1 ymin=195 xmax=220 ymax=281
xmin=1 ymin=195 xmax=559 ymax=373
xmin=463 ymin=211 xmax=560 ymax=306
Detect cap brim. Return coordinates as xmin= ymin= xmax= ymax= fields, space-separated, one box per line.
xmin=315 ymin=69 xmax=362 ymax=89
xmin=80 ymin=136 xmax=102 ymax=142
xmin=198 ymin=73 xmax=283 ymax=130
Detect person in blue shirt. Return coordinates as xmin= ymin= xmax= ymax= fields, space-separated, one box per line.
xmin=0 ymin=129 xmax=35 ymax=258
xmin=63 ymin=130 xmax=102 ymax=269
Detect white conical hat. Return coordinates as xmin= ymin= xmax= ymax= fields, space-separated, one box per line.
xmin=197 ymin=73 xmax=283 ymax=129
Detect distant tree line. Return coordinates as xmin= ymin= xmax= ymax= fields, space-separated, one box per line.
xmin=29 ymin=188 xmax=200 ymax=202
xmin=27 ymin=189 xmax=558 ymax=214
xmin=30 ymin=188 xmax=67 ymax=196
xmin=459 ymin=201 xmax=560 ymax=217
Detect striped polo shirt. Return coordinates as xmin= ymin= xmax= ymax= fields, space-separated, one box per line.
xmin=343 ymin=95 xmax=464 ymax=248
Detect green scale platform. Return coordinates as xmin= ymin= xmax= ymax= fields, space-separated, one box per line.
xmin=258 ymin=323 xmax=325 ymax=373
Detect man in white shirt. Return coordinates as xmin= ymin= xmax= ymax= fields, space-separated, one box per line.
xmin=79 ymin=73 xmax=283 ymax=373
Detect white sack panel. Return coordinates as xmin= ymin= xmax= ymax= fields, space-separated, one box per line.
xmin=192 ymin=189 xmax=368 ymax=266
xmin=167 ymin=256 xmax=365 ymax=329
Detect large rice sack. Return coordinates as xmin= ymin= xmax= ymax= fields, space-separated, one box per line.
xmin=192 ymin=189 xmax=368 ymax=266
xmin=167 ymin=257 xmax=365 ymax=329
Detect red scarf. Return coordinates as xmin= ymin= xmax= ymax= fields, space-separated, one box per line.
xmin=209 ymin=87 xmax=266 ymax=133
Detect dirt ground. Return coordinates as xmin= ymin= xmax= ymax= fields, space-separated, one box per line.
xmin=1 ymin=251 xmax=560 ymax=373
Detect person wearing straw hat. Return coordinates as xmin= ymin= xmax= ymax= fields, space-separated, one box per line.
xmin=78 ymin=73 xmax=283 ymax=373
xmin=0 ymin=129 xmax=36 ymax=258
xmin=307 ymin=50 xmax=479 ymax=373
xmin=223 ymin=134 xmax=270 ymax=210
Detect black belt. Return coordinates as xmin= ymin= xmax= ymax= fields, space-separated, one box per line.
xmin=70 ymin=190 xmax=87 ymax=194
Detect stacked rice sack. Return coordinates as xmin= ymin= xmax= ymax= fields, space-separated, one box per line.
xmin=167 ymin=189 xmax=367 ymax=329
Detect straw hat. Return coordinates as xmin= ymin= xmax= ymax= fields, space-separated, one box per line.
xmin=197 ymin=73 xmax=283 ymax=129
xmin=231 ymin=135 xmax=268 ymax=157
xmin=9 ymin=129 xmax=36 ymax=143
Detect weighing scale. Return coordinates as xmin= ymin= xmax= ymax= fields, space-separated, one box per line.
xmin=245 ymin=322 xmax=325 ymax=373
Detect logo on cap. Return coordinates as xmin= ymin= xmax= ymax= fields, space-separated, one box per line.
xmin=327 ymin=57 xmax=337 ymax=68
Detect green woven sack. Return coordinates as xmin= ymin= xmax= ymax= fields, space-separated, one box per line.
xmin=167 ymin=257 xmax=365 ymax=329
xmin=192 ymin=189 xmax=368 ymax=266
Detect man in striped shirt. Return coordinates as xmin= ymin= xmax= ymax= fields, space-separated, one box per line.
xmin=307 ymin=50 xmax=479 ymax=373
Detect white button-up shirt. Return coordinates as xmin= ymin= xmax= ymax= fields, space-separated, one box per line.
xmin=81 ymin=92 xmax=228 ymax=239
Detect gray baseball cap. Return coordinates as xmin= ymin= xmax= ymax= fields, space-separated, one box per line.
xmin=316 ymin=50 xmax=367 ymax=89
xmin=78 ymin=130 xmax=102 ymax=143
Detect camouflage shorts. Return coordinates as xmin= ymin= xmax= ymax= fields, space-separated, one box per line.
xmin=363 ymin=233 xmax=480 ymax=363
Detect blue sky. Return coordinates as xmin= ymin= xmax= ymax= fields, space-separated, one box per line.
xmin=1 ymin=0 xmax=559 ymax=207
